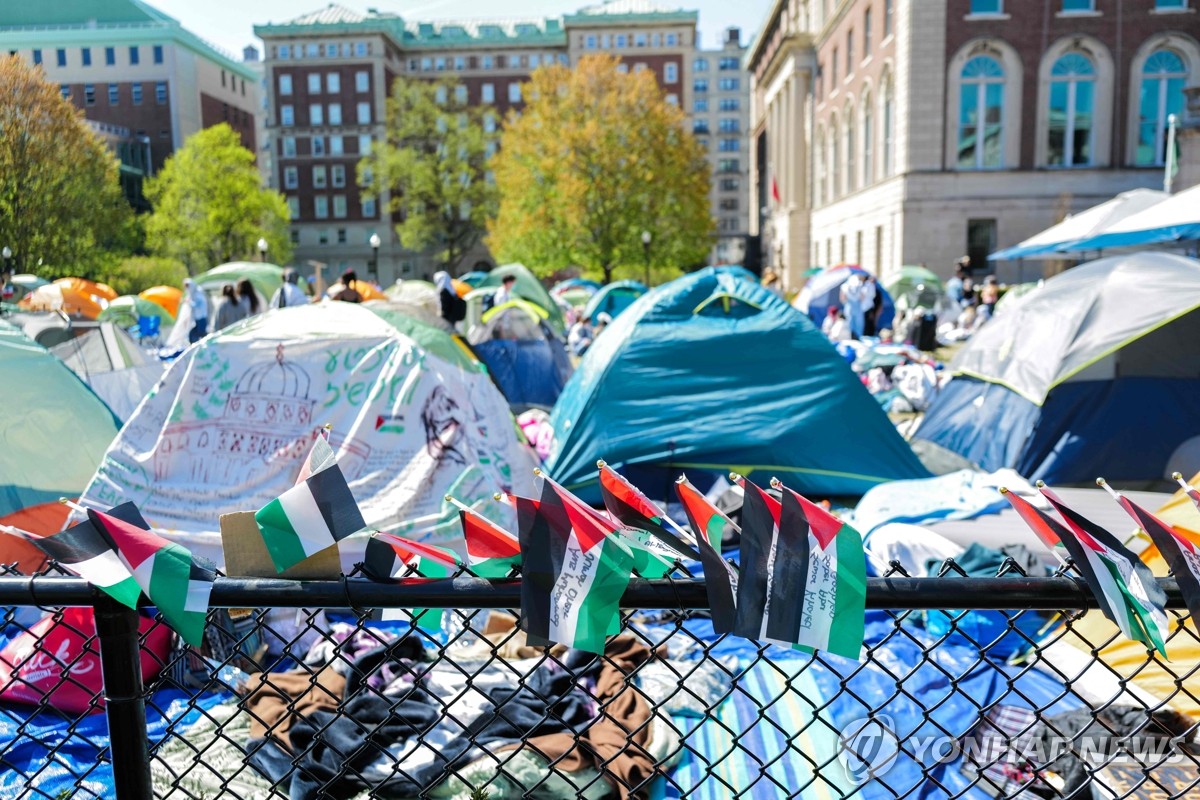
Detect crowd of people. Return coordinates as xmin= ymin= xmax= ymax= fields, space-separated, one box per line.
xmin=821 ymin=272 xmax=886 ymax=343
xmin=945 ymin=258 xmax=1001 ymax=333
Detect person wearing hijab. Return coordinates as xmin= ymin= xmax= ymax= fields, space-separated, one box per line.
xmin=214 ymin=284 xmax=245 ymax=330
xmin=183 ymin=278 xmax=209 ymax=343
xmin=236 ymin=278 xmax=260 ymax=317
xmin=270 ymin=269 xmax=308 ymax=309
xmin=434 ymin=271 xmax=466 ymax=326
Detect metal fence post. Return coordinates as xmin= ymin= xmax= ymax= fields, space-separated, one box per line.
xmin=92 ymin=595 xmax=152 ymax=800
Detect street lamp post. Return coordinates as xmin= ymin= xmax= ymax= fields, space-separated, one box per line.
xmin=1 ymin=247 xmax=11 ymax=275
xmin=641 ymin=230 xmax=652 ymax=287
xmin=257 ymin=238 xmax=268 ymax=263
xmin=369 ymin=233 xmax=381 ymax=281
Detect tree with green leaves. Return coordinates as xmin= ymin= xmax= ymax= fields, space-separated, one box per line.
xmin=0 ymin=55 xmax=133 ymax=275
xmin=362 ymin=76 xmax=498 ymax=273
xmin=488 ymin=54 xmax=714 ymax=284
xmin=144 ymin=124 xmax=291 ymax=273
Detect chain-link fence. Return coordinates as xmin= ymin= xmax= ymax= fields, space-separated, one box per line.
xmin=0 ymin=558 xmax=1196 ymax=800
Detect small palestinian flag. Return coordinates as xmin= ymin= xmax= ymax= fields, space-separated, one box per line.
xmin=363 ymin=532 xmax=461 ymax=626
xmin=296 ymin=427 xmax=336 ymax=484
xmin=1172 ymin=472 xmax=1200 ymax=513
xmin=999 ymin=487 xmax=1067 ymax=564
xmin=516 ymin=476 xmax=634 ymax=654
xmin=1101 ymin=479 xmax=1200 ymax=628
xmin=675 ymin=476 xmax=739 ymax=634
xmin=539 ymin=471 xmax=675 ymax=579
xmin=448 ymin=496 xmax=521 ymax=578
xmin=14 ymin=505 xmax=143 ymax=610
xmin=88 ymin=505 xmax=214 ymax=647
xmin=733 ymin=476 xmax=810 ymax=646
xmin=599 ymin=461 xmax=700 ymax=560
xmin=773 ymin=480 xmax=866 ymax=660
xmin=255 ymin=460 xmax=366 ymax=573
xmin=1038 ymin=483 xmax=1170 ymax=656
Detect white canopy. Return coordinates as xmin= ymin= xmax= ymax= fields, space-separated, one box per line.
xmin=988 ymin=189 xmax=1167 ymax=261
xmin=1065 ymin=183 xmax=1200 ymax=252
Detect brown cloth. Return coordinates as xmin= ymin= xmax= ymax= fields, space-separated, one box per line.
xmin=243 ymin=665 xmax=346 ymax=751
xmin=513 ymin=635 xmax=659 ymax=799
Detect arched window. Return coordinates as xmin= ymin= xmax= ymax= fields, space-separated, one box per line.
xmin=958 ymin=55 xmax=1004 ymax=169
xmin=1047 ymin=52 xmax=1096 ymax=166
xmin=862 ymin=92 xmax=874 ymax=185
xmin=845 ymin=105 xmax=856 ymax=193
xmin=881 ymin=76 xmax=894 ymax=177
xmin=830 ymin=116 xmax=840 ymax=199
xmin=1136 ymin=49 xmax=1187 ymax=166
xmin=815 ymin=127 xmax=827 ymax=205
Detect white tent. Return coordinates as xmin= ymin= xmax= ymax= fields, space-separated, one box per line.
xmin=1065 ymin=183 xmax=1200 ymax=252
xmin=988 ymin=188 xmax=1167 ymax=261
xmin=51 ymin=322 xmax=164 ymax=421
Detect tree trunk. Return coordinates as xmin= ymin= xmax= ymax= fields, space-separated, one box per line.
xmin=602 ymin=264 xmax=614 ymax=285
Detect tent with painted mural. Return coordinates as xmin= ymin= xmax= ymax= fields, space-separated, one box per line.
xmin=915 ymin=252 xmax=1200 ymax=484
xmin=544 ymin=267 xmax=928 ymax=502
xmin=76 ymin=302 xmax=537 ymax=567
xmin=0 ymin=319 xmax=121 ymax=537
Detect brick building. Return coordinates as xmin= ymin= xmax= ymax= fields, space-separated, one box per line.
xmin=748 ymin=0 xmax=1200 ymax=288
xmin=1 ymin=0 xmax=260 ymax=211
xmin=255 ymin=0 xmax=734 ymax=283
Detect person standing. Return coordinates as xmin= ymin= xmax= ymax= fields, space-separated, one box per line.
xmin=236 ymin=279 xmax=260 ymax=319
xmin=491 ymin=274 xmax=517 ymax=309
xmin=270 ymin=269 xmax=308 ymax=309
xmin=434 ymin=271 xmax=466 ymax=326
xmin=213 ymin=284 xmax=245 ymax=331
xmin=183 ymin=278 xmax=209 ymax=343
xmin=333 ymin=270 xmax=363 ymax=303
xmin=840 ymin=273 xmax=868 ymax=339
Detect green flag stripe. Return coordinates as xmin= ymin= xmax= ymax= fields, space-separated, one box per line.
xmin=572 ymin=535 xmax=633 ymax=653
xmin=827 ymin=524 xmax=867 ymax=659
xmin=146 ymin=543 xmax=208 ymax=647
xmin=1101 ymin=558 xmax=1168 ymax=656
xmin=256 ymin=497 xmax=311 ymax=573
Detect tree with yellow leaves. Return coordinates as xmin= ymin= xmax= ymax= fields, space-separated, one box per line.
xmin=488 ymin=54 xmax=713 ymax=284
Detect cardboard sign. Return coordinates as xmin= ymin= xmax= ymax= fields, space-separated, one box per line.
xmin=220 ymin=511 xmax=341 ymax=579
xmin=1097 ymin=761 xmax=1200 ymax=799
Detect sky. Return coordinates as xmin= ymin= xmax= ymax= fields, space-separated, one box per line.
xmin=153 ymin=0 xmax=772 ymax=61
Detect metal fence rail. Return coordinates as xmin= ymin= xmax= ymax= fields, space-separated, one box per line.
xmin=0 ymin=563 xmax=1196 ymax=800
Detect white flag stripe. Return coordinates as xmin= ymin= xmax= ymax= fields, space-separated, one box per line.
xmin=72 ymin=551 xmax=134 ymax=589
xmin=799 ymin=536 xmax=837 ymax=651
xmin=185 ymin=580 xmax=212 ymax=614
xmin=129 ymin=551 xmax=155 ymax=595
xmin=278 ymin=482 xmax=336 ymax=558
xmin=549 ymin=530 xmax=603 ymax=647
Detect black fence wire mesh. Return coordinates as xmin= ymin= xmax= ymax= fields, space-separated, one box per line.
xmin=0 ymin=559 xmax=1196 ymax=800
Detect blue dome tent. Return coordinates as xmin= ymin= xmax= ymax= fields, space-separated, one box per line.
xmin=793 ymin=265 xmax=895 ymax=331
xmin=468 ymin=300 xmax=573 ymax=409
xmin=545 ymin=267 xmax=928 ymax=501
xmin=582 ymin=280 xmax=647 ymax=322
xmin=915 ymin=253 xmax=1200 ymax=484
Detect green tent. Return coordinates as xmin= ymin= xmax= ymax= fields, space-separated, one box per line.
xmin=98 ymin=295 xmax=176 ymax=328
xmin=0 ymin=320 xmax=121 ymax=517
xmin=884 ymin=265 xmax=944 ymax=310
xmin=475 ymin=264 xmax=565 ymax=333
xmin=195 ymin=262 xmax=286 ymax=303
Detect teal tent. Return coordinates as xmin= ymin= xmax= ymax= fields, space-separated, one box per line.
xmin=582 ymin=280 xmax=646 ymax=321
xmin=545 ymin=267 xmax=928 ymax=500
xmin=0 ymin=320 xmax=121 ymax=518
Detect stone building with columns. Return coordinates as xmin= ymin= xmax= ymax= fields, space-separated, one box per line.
xmin=749 ymin=0 xmax=1200 ymax=289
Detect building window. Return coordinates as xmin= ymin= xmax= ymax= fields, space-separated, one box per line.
xmin=287 ymin=197 xmax=300 ymax=218
xmin=1061 ymin=0 xmax=1093 ymax=10
xmin=616 ymin=63 xmax=628 ymax=74
xmin=56 ymin=49 xmax=66 ymax=67
xmin=967 ymin=219 xmax=997 ymax=270
xmin=333 ymin=195 xmax=347 ymax=218
xmin=666 ymin=93 xmax=679 ymax=105
xmin=482 ymin=55 xmax=494 ymax=69
xmin=435 ymin=57 xmax=446 ymax=71
xmin=435 ymin=85 xmax=448 ymax=105
xmin=719 ymin=198 xmax=739 ymax=211
xmin=280 ymin=74 xmax=293 ymax=95
xmin=862 ymin=92 xmax=874 ymax=184
xmin=845 ymin=111 xmax=856 ymax=192
xmin=421 ymin=57 xmax=432 ymax=71
xmin=635 ymin=33 xmax=647 ymax=47
xmin=586 ymin=35 xmax=597 ymax=49
xmin=332 ymin=164 xmax=346 ymax=188
xmin=508 ymin=82 xmax=521 ymax=103
xmin=313 ymin=166 xmax=327 ymax=188
xmin=693 ymin=119 xmax=709 ymax=133
xmin=337 ymin=229 xmax=348 ymax=244
xmin=831 ymin=48 xmax=838 ymax=84
xmin=829 ymin=117 xmax=840 ymax=198
xmin=290 ymin=229 xmax=300 ymax=245
xmin=695 ymin=58 xmax=708 ymax=71
xmin=323 ymin=43 xmax=337 ymax=58
xmin=355 ymin=71 xmax=369 ymax=92
xmin=970 ymin=0 xmax=1003 ymax=12
xmin=717 ymin=158 xmax=739 ymax=172
xmin=616 ymin=34 xmax=628 ymax=48
xmin=355 ymin=42 xmax=368 ymax=57
xmin=694 ymin=78 xmax=709 ymax=92
xmin=279 ymin=45 xmax=291 ymax=59
xmin=664 ymin=62 xmax=678 ymax=83
xmin=281 ymin=104 xmax=295 ymax=125
xmin=330 ymin=135 xmax=344 ymax=155
xmin=481 ymin=83 xmax=495 ymax=103
xmin=284 ymin=166 xmax=298 ymax=189
xmin=307 ymin=74 xmax=320 ymax=94
xmin=358 ymin=134 xmax=371 ymax=154
xmin=864 ymin=9 xmax=873 ymax=57
xmin=80 ymin=47 xmax=91 ymax=67
xmin=694 ymin=98 xmax=708 ymax=112
xmin=483 ymin=113 xmax=497 ymax=133
xmin=283 ymin=136 xmax=297 ymax=156
xmin=882 ymin=77 xmax=894 ymax=176
xmin=815 ymin=127 xmax=827 ymax=205
xmin=847 ymin=29 xmax=854 ymax=74
xmin=84 ymin=84 xmax=96 ymax=106
xmin=105 ymin=47 xmax=115 ymax=66
xmin=362 ymin=197 xmax=377 ymax=217
xmin=718 ymin=118 xmax=739 ymax=133
xmin=720 ymin=177 xmax=740 ymax=191
xmin=309 ymin=104 xmax=324 ymax=125
xmin=32 ymin=49 xmax=42 ymax=66
xmin=317 ymin=229 xmax=329 ymax=245
xmin=305 ymin=44 xmax=319 ymax=58
xmin=154 ymin=45 xmax=163 ymax=64
xmin=719 ymin=98 xmax=739 ymax=111
xmin=129 ymin=46 xmax=139 ymax=65
xmin=1047 ymin=53 xmax=1095 ymax=166
xmin=327 ymin=73 xmax=340 ymax=93
xmin=1136 ymin=49 xmax=1187 ymax=166
xmin=328 ymin=104 xmax=342 ymax=125
xmin=357 ymin=102 xmax=371 ymax=124
xmin=132 ymin=83 xmax=143 ymax=105
xmin=1154 ymin=0 xmax=1187 ymax=6
xmin=221 ymin=70 xmax=227 ymax=89
xmin=455 ymin=85 xmax=468 ymax=104
xmin=958 ymin=55 xmax=1005 ymax=169
xmin=719 ymin=57 xmax=739 ymax=70
xmin=313 ymin=136 xmax=326 ymax=156
xmin=666 ymin=33 xmax=678 ymax=46
xmin=60 ymin=85 xmax=70 ymax=99
xmin=718 ymin=78 xmax=739 ymax=91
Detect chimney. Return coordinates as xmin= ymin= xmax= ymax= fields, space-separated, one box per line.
xmin=243 ymin=45 xmax=261 ymax=62
xmin=725 ymin=27 xmax=741 ymax=47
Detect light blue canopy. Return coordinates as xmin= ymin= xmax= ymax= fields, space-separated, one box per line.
xmin=545 ymin=267 xmax=928 ymax=500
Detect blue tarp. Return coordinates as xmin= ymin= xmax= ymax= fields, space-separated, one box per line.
xmin=546 ymin=267 xmax=928 ymax=501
